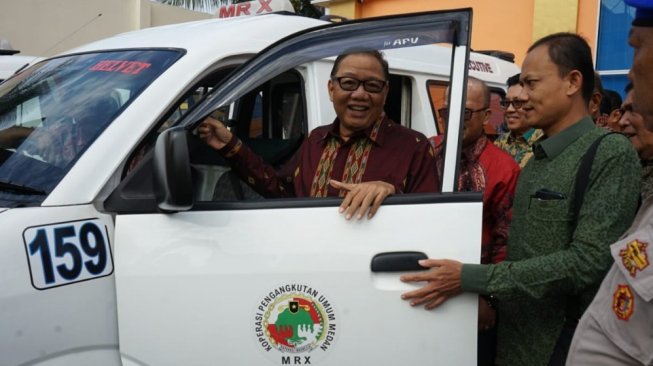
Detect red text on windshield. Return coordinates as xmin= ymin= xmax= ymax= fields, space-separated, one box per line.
xmin=89 ymin=60 xmax=152 ymax=75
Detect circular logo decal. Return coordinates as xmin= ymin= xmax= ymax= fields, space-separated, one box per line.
xmin=254 ymin=284 xmax=337 ymax=364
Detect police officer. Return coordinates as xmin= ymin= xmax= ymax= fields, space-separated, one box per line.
xmin=566 ymin=1 xmax=653 ymax=365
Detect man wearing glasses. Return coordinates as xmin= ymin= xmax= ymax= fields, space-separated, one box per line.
xmin=431 ymin=76 xmax=520 ymax=366
xmin=199 ymin=50 xmax=438 ymax=219
xmin=494 ymin=73 xmax=543 ymax=168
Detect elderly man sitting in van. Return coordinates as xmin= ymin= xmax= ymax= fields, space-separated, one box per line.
xmin=199 ymin=50 xmax=439 ymax=219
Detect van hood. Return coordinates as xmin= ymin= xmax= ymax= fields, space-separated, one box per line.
xmin=0 ymin=208 xmax=8 ymax=214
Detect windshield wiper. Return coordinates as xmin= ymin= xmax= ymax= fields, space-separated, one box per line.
xmin=14 ymin=63 xmax=29 ymax=75
xmin=0 ymin=180 xmax=46 ymax=195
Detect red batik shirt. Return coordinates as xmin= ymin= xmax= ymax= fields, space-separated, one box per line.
xmin=431 ymin=135 xmax=520 ymax=264
xmin=220 ymin=115 xmax=439 ymax=198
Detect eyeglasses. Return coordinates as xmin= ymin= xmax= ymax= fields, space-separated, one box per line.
xmin=499 ymin=99 xmax=525 ymax=109
xmin=437 ymin=107 xmax=489 ymax=121
xmin=332 ymin=76 xmax=388 ymax=93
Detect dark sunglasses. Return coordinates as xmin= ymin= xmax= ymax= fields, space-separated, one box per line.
xmin=499 ymin=99 xmax=525 ymax=109
xmin=438 ymin=107 xmax=489 ymax=121
xmin=332 ymin=76 xmax=388 ymax=93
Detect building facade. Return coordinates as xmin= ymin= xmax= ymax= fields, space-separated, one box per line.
xmin=0 ymin=0 xmax=212 ymax=57
xmin=315 ymin=0 xmax=634 ymax=96
xmin=0 ymin=0 xmax=634 ymax=96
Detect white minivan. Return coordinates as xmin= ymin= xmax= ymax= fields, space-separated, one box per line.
xmin=0 ymin=8 xmax=519 ymax=366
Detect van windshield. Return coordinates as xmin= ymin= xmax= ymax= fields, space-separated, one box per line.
xmin=0 ymin=49 xmax=182 ymax=207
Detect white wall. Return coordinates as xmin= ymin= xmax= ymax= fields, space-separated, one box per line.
xmin=0 ymin=0 xmax=212 ymax=57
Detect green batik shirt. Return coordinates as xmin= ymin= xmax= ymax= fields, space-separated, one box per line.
xmin=461 ymin=117 xmax=641 ymax=366
xmin=494 ymin=128 xmax=544 ymax=168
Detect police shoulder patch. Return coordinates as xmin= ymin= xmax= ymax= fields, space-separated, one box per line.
xmin=619 ymin=239 xmax=649 ymax=278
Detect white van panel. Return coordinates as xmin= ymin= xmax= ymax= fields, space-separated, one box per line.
xmin=0 ymin=206 xmax=118 ymax=365
xmin=115 ymin=200 xmax=482 ymax=365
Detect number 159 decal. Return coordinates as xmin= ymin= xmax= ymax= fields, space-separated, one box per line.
xmin=23 ymin=218 xmax=113 ymax=290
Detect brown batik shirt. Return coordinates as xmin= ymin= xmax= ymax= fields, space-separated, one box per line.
xmin=219 ymin=115 xmax=439 ymax=198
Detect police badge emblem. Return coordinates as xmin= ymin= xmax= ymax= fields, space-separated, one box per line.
xmin=619 ymin=239 xmax=649 ymax=277
xmin=612 ymin=284 xmax=635 ymax=321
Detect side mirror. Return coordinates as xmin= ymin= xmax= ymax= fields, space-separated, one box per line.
xmin=153 ymin=127 xmax=193 ymax=212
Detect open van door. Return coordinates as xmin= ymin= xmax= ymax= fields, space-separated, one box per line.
xmin=111 ymin=9 xmax=480 ymax=365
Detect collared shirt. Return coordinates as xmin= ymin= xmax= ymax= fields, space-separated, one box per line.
xmin=494 ymin=128 xmax=544 ymax=168
xmin=431 ymin=134 xmax=520 ymax=264
xmin=220 ymin=115 xmax=439 ymax=197
xmin=461 ymin=116 xmax=641 ymax=366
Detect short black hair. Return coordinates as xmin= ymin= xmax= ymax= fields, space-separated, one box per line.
xmin=330 ymin=50 xmax=390 ymax=81
xmin=601 ymin=89 xmax=623 ymax=114
xmin=528 ymin=32 xmax=595 ymax=104
xmin=507 ymin=73 xmax=521 ymax=88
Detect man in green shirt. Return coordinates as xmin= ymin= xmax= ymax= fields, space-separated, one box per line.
xmin=401 ymin=33 xmax=641 ymax=366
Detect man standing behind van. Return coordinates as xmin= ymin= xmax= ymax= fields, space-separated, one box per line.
xmin=494 ymin=73 xmax=543 ymax=168
xmin=400 ymin=33 xmax=640 ymax=366
xmin=199 ymin=50 xmax=438 ymax=219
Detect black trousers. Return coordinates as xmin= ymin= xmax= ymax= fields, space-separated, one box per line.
xmin=478 ymin=327 xmax=497 ymax=366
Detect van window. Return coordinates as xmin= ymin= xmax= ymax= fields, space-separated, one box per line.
xmin=233 ymin=70 xmax=306 ymax=140
xmin=387 ymin=74 xmax=412 ymax=127
xmin=427 ymin=81 xmax=506 ymax=138
xmin=123 ymin=67 xmax=234 ymax=176
xmin=199 ymin=70 xmax=307 ymax=201
xmin=0 ymin=49 xmax=182 ymax=207
xmin=428 ymin=82 xmax=447 ymax=135
xmin=122 ymin=67 xmax=307 ymax=202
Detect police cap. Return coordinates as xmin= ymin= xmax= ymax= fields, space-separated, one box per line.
xmin=625 ymin=0 xmax=653 ymax=27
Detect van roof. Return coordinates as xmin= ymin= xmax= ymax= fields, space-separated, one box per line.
xmin=60 ymin=13 xmax=518 ymax=86
xmin=66 ymin=14 xmax=328 ymax=56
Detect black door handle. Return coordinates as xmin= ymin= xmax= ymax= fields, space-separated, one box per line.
xmin=370 ymin=251 xmax=428 ymax=272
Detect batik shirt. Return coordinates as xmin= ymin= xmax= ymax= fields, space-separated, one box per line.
xmin=461 ymin=117 xmax=641 ymax=366
xmin=219 ymin=115 xmax=439 ymax=198
xmin=494 ymin=128 xmax=544 ymax=168
xmin=431 ymin=134 xmax=520 ymax=264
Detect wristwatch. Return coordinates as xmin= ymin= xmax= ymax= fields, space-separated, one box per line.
xmin=483 ymin=295 xmax=498 ymax=310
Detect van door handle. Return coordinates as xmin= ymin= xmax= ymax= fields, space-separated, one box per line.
xmin=370 ymin=251 xmax=428 ymax=272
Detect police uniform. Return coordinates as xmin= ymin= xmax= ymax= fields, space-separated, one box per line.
xmin=566 ymin=197 xmax=653 ymax=365
xmin=566 ymin=4 xmax=653 ymax=364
